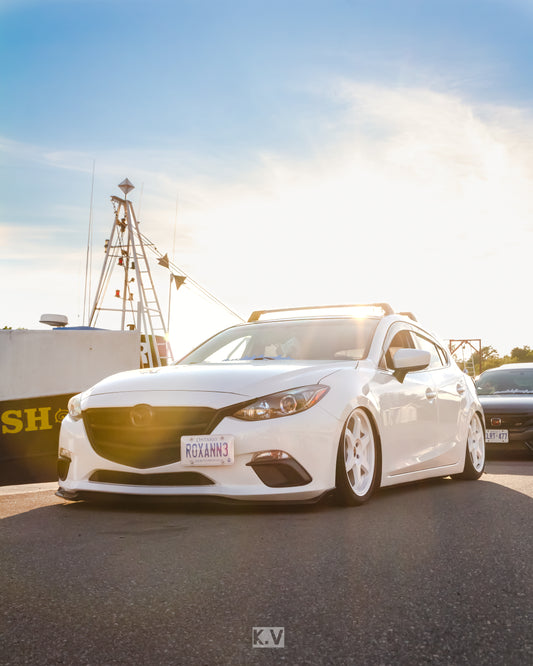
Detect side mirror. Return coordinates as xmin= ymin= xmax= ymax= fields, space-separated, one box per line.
xmin=392 ymin=348 xmax=431 ymax=382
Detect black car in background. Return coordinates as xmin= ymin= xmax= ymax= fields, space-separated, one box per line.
xmin=476 ymin=363 xmax=533 ymax=456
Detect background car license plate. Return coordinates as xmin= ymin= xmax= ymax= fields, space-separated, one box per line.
xmin=181 ymin=435 xmax=234 ymax=465
xmin=485 ymin=429 xmax=509 ymax=443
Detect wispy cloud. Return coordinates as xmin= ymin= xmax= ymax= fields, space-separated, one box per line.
xmin=2 ymin=82 xmax=533 ymax=351
xmin=164 ymin=82 xmax=533 ymax=350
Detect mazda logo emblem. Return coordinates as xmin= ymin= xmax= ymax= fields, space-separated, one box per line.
xmin=130 ymin=404 xmax=153 ymax=427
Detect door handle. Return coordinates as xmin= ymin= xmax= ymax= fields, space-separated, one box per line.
xmin=425 ymin=388 xmax=437 ymax=401
xmin=456 ymin=383 xmax=466 ymax=395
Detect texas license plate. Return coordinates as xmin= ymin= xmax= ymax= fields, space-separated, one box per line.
xmin=485 ymin=429 xmax=509 ymax=443
xmin=181 ymin=435 xmax=235 ymax=465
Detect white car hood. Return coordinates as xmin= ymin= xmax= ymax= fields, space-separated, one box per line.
xmin=87 ymin=361 xmax=347 ymax=400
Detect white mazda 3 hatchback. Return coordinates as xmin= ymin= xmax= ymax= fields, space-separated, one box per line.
xmin=57 ymin=304 xmax=485 ymax=505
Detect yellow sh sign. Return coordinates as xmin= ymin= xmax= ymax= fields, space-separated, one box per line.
xmin=1 ymin=397 xmax=70 ymax=436
xmin=1 ymin=407 xmax=54 ymax=434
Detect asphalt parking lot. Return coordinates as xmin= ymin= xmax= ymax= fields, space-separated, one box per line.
xmin=1 ymin=455 xmax=532 ymax=665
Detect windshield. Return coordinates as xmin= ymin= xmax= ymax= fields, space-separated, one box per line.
xmin=179 ymin=318 xmax=379 ymax=364
xmin=476 ymin=368 xmax=533 ymax=395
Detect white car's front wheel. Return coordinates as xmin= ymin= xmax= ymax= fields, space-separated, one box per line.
xmin=335 ymin=408 xmax=380 ymax=506
xmin=453 ymin=412 xmax=485 ymax=480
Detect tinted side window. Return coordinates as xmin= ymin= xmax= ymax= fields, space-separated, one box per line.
xmin=413 ymin=333 xmax=445 ymax=370
xmin=384 ymin=329 xmax=416 ymax=370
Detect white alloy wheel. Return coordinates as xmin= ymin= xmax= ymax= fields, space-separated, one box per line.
xmin=336 ymin=408 xmax=379 ymax=505
xmin=454 ymin=412 xmax=485 ymax=480
xmin=468 ymin=412 xmax=485 ymax=472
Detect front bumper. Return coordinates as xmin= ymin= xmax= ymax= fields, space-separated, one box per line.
xmin=482 ymin=417 xmax=533 ymax=455
xmin=57 ymin=406 xmax=342 ymax=502
xmin=485 ymin=437 xmax=533 ymax=455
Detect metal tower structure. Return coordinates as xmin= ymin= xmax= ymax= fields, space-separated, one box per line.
xmin=88 ymin=179 xmax=172 ymax=368
xmin=449 ymin=339 xmax=482 ymax=376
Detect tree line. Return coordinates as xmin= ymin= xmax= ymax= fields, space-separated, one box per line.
xmin=453 ymin=345 xmax=533 ymax=375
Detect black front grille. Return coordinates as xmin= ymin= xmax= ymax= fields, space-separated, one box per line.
xmin=483 ymin=412 xmax=533 ymax=432
xmin=89 ymin=470 xmax=215 ymax=486
xmin=83 ymin=406 xmax=218 ymax=468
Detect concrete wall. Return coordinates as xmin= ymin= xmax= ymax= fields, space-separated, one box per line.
xmin=0 ymin=329 xmax=141 ymax=400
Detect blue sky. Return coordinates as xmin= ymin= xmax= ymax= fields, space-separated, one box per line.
xmin=1 ymin=0 xmax=533 ymax=358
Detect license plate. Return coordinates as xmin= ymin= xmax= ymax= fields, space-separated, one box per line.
xmin=181 ymin=435 xmax=234 ymax=465
xmin=485 ymin=429 xmax=509 ymax=443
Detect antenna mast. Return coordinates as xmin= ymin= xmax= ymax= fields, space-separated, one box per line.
xmin=88 ymin=179 xmax=173 ymax=368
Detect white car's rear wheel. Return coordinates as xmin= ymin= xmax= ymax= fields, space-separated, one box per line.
xmin=454 ymin=412 xmax=485 ymax=480
xmin=336 ymin=408 xmax=380 ymax=506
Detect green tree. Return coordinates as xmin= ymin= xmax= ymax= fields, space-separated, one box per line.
xmin=509 ymin=346 xmax=533 ymax=363
xmin=478 ymin=345 xmax=504 ymax=371
xmin=458 ymin=344 xmax=533 ymax=375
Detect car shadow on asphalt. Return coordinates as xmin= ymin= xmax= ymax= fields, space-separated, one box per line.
xmin=1 ymin=454 xmax=532 ymax=520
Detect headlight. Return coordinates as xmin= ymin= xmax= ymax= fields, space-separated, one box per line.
xmin=67 ymin=393 xmax=83 ymax=420
xmin=232 ymin=385 xmax=329 ymax=421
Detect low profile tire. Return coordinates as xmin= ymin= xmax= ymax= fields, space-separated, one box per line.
xmin=335 ymin=408 xmax=380 ymax=506
xmin=454 ymin=412 xmax=485 ymax=480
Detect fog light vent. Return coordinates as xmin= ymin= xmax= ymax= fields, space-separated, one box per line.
xmin=57 ymin=455 xmax=71 ymax=481
xmin=246 ymin=450 xmax=312 ymax=488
